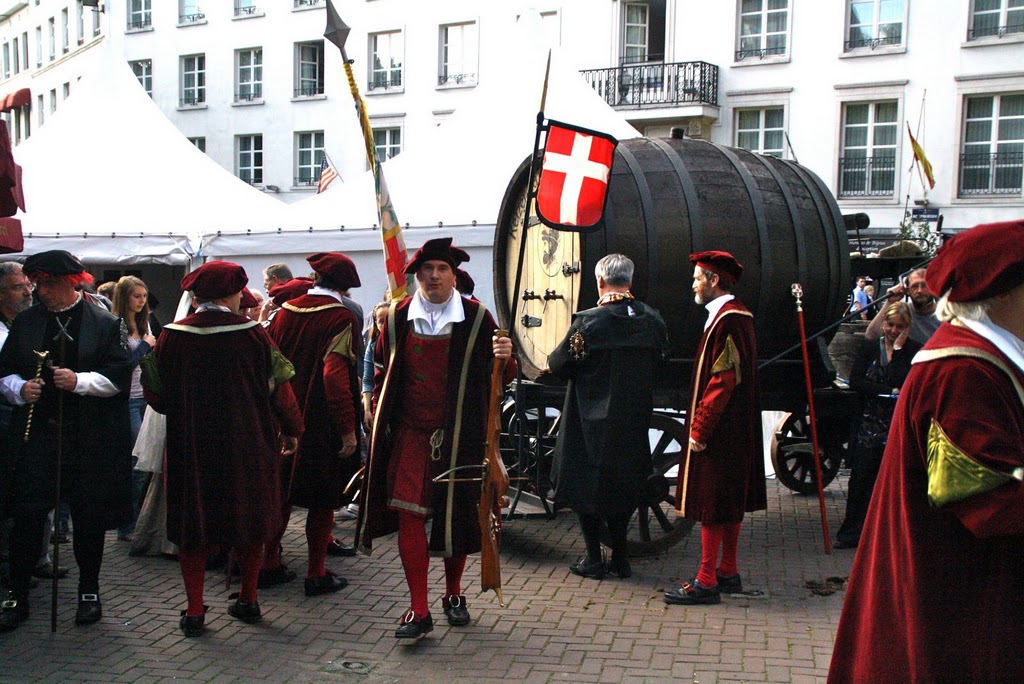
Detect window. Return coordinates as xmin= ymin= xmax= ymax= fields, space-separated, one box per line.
xmin=35 ymin=26 xmax=41 ymax=67
xmin=180 ymin=54 xmax=206 ymax=106
xmin=48 ymin=18 xmax=55 ymax=61
xmin=61 ymin=9 xmax=69 ymax=53
xmin=12 ymin=39 xmax=18 ymax=74
xmin=236 ymin=48 xmax=263 ymax=102
xmin=736 ymin=0 xmax=788 ymax=60
xmin=128 ymin=0 xmax=152 ymax=30
xmin=969 ymin=0 xmax=1024 ymax=39
xmin=49 ymin=88 xmax=56 ymax=114
xmin=960 ymin=93 xmax=1024 ymax=196
xmin=736 ymin=107 xmax=785 ymax=156
xmin=621 ymin=1 xmax=665 ymax=64
xmin=295 ymin=131 xmax=325 ymax=186
xmin=131 ymin=59 xmax=152 ymax=96
xmin=234 ymin=0 xmax=260 ymax=17
xmin=839 ymin=101 xmax=898 ymax=197
xmin=77 ymin=2 xmax=84 ymax=44
xmin=188 ymin=136 xmax=206 ymax=153
xmin=63 ymin=82 xmax=69 ymax=99
xmin=93 ymin=7 xmax=100 ymax=36
xmin=438 ymin=22 xmax=477 ymax=86
xmin=37 ymin=94 xmax=43 ymax=125
xmin=368 ymin=31 xmax=402 ymax=91
xmin=237 ymin=134 xmax=263 ymax=184
xmin=295 ymin=41 xmax=324 ymax=97
xmin=21 ymin=33 xmax=28 ymax=71
xmin=3 ymin=44 xmax=9 ymax=79
xmin=845 ymin=0 xmax=904 ymax=51
xmin=373 ymin=126 xmax=401 ymax=162
xmin=179 ymin=1 xmax=205 ymax=24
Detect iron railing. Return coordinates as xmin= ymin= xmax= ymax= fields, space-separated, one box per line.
xmin=438 ymin=72 xmax=477 ymax=86
xmin=179 ymin=93 xmax=205 ymax=107
xmin=294 ymin=0 xmax=323 ymax=6
xmin=294 ymin=84 xmax=324 ymax=97
xmin=959 ymin=152 xmax=1024 ymax=196
xmin=844 ymin=33 xmax=902 ymax=50
xmin=368 ymin=74 xmax=402 ymax=90
xmin=838 ymin=156 xmax=896 ymax=197
xmin=294 ymin=175 xmax=318 ymax=187
xmin=580 ymin=60 xmax=718 ymax=109
xmin=969 ymin=22 xmax=1024 ymax=39
xmin=127 ymin=17 xmax=151 ymax=30
xmin=235 ymin=88 xmax=263 ymax=102
xmin=179 ymin=13 xmax=205 ymax=23
xmin=735 ymin=45 xmax=786 ymax=61
xmin=234 ymin=3 xmax=259 ymax=16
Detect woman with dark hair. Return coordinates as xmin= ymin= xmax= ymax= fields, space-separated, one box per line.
xmin=111 ymin=276 xmax=157 ymax=540
xmin=835 ymin=301 xmax=923 ymax=549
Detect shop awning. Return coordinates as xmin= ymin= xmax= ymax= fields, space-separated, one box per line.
xmin=0 ymin=88 xmax=31 ymax=113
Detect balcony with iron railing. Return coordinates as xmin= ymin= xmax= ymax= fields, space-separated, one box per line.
xmin=838 ymin=155 xmax=896 ymax=197
xmin=735 ymin=45 xmax=786 ymax=61
xmin=438 ymin=72 xmax=477 ymax=87
xmin=968 ymin=22 xmax=1024 ymax=39
xmin=580 ymin=60 xmax=718 ymax=110
xmin=959 ymin=151 xmax=1024 ymax=196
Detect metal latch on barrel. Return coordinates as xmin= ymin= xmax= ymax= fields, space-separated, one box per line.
xmin=521 ymin=315 xmax=542 ymax=328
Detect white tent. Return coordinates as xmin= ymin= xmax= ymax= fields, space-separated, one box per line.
xmin=14 ymin=42 xmax=292 ymax=266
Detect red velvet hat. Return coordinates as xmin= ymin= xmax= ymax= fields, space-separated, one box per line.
xmin=180 ymin=261 xmax=248 ymax=299
xmin=239 ymin=287 xmax=259 ymax=309
xmin=307 ymin=252 xmax=361 ymax=290
xmin=455 ymin=268 xmax=475 ymax=295
xmin=926 ymin=220 xmax=1024 ymax=302
xmin=690 ymin=250 xmax=744 ymax=287
xmin=404 ymin=237 xmax=470 ymax=274
xmin=269 ymin=276 xmax=313 ymax=306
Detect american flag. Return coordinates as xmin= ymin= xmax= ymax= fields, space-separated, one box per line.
xmin=317 ymin=155 xmax=338 ymax=193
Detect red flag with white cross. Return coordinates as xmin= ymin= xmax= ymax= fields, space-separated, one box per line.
xmin=536 ymin=121 xmax=617 ymax=232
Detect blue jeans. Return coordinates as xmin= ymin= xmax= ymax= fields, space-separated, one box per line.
xmin=118 ymin=398 xmax=150 ymax=536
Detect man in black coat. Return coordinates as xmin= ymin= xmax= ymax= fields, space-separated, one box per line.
xmin=0 ymin=250 xmax=132 ymax=632
xmin=548 ymin=254 xmax=669 ymax=580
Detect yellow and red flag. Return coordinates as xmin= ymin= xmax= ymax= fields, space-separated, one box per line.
xmin=907 ymin=124 xmax=935 ymax=190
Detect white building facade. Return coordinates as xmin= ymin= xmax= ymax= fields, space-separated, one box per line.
xmin=0 ymin=0 xmax=1021 ymax=233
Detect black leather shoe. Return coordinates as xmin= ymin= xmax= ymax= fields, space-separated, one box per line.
xmin=442 ymin=595 xmax=470 ymax=626
xmin=569 ymin=557 xmax=606 ymax=580
xmin=228 ymin=598 xmax=262 ymax=624
xmin=31 ymin=562 xmax=69 ymax=579
xmin=0 ymin=593 xmax=29 ymax=632
xmin=664 ymin=579 xmax=721 ymax=606
xmin=607 ymin=556 xmax=632 ymax=579
xmin=179 ymin=606 xmax=208 ymax=638
xmin=75 ymin=593 xmax=102 ymax=625
xmin=717 ymin=573 xmax=743 ymax=594
xmin=258 ymin=564 xmax=297 ymax=588
xmin=304 ymin=571 xmax=348 ymax=597
xmin=326 ymin=539 xmax=357 ymax=557
xmin=394 ymin=610 xmax=433 ymax=639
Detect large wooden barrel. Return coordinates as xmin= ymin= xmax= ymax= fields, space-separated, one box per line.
xmin=493 ymin=137 xmax=850 ymax=392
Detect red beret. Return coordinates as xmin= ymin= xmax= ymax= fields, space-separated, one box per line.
xmin=455 ymin=268 xmax=475 ymax=295
xmin=404 ymin=237 xmax=470 ymax=274
xmin=307 ymin=252 xmax=361 ymax=290
xmin=690 ymin=250 xmax=743 ymax=286
xmin=181 ymin=261 xmax=248 ymax=300
xmin=239 ymin=287 xmax=259 ymax=309
xmin=926 ymin=220 xmax=1024 ymax=302
xmin=269 ymin=277 xmax=313 ymax=306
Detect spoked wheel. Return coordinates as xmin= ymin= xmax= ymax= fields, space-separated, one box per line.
xmin=603 ymin=412 xmax=695 ymax=557
xmin=501 ymin=399 xmax=560 ymax=516
xmin=770 ymin=412 xmax=841 ymax=494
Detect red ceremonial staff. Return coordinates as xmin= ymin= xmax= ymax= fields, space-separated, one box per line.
xmin=790 ymin=283 xmax=832 ymax=553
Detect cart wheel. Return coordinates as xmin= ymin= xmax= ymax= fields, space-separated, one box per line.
xmin=770 ymin=412 xmax=841 ymax=495
xmin=604 ymin=412 xmax=694 ymax=557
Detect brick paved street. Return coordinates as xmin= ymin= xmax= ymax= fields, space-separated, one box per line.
xmin=0 ymin=477 xmax=854 ymax=684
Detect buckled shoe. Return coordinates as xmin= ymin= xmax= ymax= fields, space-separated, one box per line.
xmin=75 ymin=592 xmax=102 ymax=625
xmin=0 ymin=593 xmax=28 ymax=632
xmin=179 ymin=605 xmax=209 ymax=638
xmin=442 ymin=595 xmax=470 ymax=626
xmin=664 ymin=579 xmax=721 ymax=605
xmin=304 ymin=570 xmax=348 ymax=597
xmin=257 ymin=564 xmax=297 ymax=589
xmin=228 ymin=598 xmax=262 ymax=624
xmin=326 ymin=539 xmax=357 ymax=557
xmin=394 ymin=610 xmax=433 ymax=639
xmin=569 ymin=557 xmax=606 ymax=580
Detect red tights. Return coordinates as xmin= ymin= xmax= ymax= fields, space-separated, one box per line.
xmin=397 ymin=512 xmax=466 ymax=617
xmin=695 ymin=522 xmax=741 ymax=588
xmin=305 ymin=508 xmax=334 ymax=578
xmin=179 ymin=544 xmax=262 ymax=616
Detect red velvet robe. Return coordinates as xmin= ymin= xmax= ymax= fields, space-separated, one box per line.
xmin=829 ymin=323 xmax=1024 ymax=682
xmin=268 ymin=293 xmax=361 ymax=509
xmin=675 ymin=298 xmax=766 ymax=523
xmin=142 ymin=310 xmax=303 ymax=551
xmin=355 ymin=295 xmax=515 ymax=557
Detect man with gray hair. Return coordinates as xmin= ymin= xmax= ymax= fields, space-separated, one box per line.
xmin=548 ymin=254 xmax=668 ymax=579
xmin=830 ymin=220 xmax=1024 ymax=681
xmin=865 ymin=266 xmax=939 ymax=345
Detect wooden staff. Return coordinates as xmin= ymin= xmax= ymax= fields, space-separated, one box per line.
xmin=22 ymin=350 xmax=49 ymax=442
xmin=791 ymin=284 xmax=832 ymax=554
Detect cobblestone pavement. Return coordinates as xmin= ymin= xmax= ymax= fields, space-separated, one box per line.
xmin=0 ymin=477 xmax=855 ymax=683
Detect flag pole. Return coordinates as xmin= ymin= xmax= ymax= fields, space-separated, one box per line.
xmin=324 ymin=0 xmax=407 ymax=300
